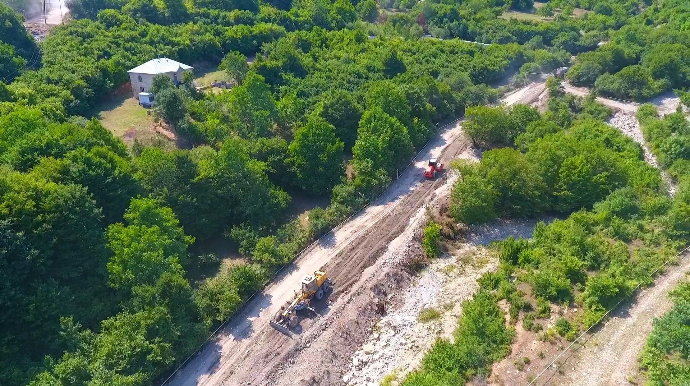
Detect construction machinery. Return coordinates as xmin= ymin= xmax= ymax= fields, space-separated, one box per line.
xmin=270 ymin=270 xmax=333 ymax=333
xmin=424 ymin=158 xmax=444 ymax=179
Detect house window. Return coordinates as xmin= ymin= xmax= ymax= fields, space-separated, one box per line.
xmin=138 ymin=75 xmax=143 ymax=82
xmin=140 ymin=87 xmax=145 ymax=92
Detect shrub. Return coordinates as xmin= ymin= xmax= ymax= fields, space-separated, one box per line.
xmin=422 ymin=221 xmax=443 ymax=258
xmin=523 ymin=312 xmax=535 ymax=331
xmin=555 ymin=317 xmax=572 ymax=337
xmin=530 ymin=269 xmax=572 ymax=302
xmin=499 ymin=236 xmax=529 ymax=265
xmin=536 ymin=298 xmax=551 ymax=318
xmin=449 ymin=171 xmax=499 ymax=225
xmin=403 ymin=291 xmax=514 ymax=385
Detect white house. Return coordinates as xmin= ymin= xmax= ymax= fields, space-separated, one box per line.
xmin=127 ymin=58 xmax=193 ymax=98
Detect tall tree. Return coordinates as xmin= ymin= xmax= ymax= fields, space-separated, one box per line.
xmin=353 ymin=107 xmax=413 ymax=176
xmin=225 ymin=73 xmax=278 ymax=138
xmin=288 ymin=116 xmax=344 ymax=194
xmin=315 ymin=90 xmax=362 ymax=151
xmin=219 ymin=51 xmax=250 ymax=85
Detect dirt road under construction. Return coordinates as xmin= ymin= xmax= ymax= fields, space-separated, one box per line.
xmin=165 ymin=82 xmax=546 ymax=386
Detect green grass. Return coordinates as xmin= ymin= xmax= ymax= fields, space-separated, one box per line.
xmin=195 ymin=68 xmax=228 ymax=87
xmin=418 ymin=307 xmax=442 ymax=323
xmin=499 ymin=11 xmax=551 ymax=22
xmin=91 ymin=88 xmax=154 ymax=144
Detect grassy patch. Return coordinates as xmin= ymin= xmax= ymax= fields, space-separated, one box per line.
xmin=418 ymin=307 xmax=442 ymax=323
xmin=194 ymin=70 xmax=230 ymax=86
xmin=499 ymin=11 xmax=550 ymax=22
xmin=381 ymin=370 xmax=400 ymax=386
xmin=91 ymin=88 xmax=155 ymax=144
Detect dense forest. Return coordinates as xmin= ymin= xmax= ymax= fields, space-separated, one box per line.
xmin=0 ymin=0 xmax=688 ymax=384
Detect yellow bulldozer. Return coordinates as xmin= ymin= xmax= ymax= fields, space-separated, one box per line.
xmin=270 ymin=270 xmax=333 ymax=333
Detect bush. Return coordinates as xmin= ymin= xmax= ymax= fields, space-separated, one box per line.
xmin=535 ymin=297 xmax=551 ymax=318
xmin=422 ymin=221 xmax=443 ymax=258
xmin=195 ymin=273 xmax=243 ymax=326
xmin=499 ymin=236 xmax=529 ymax=265
xmin=403 ymin=291 xmax=514 ymax=385
xmin=530 ymin=269 xmax=572 ymax=302
xmin=639 ymin=283 xmax=690 ymax=386
xmin=555 ymin=317 xmax=572 ymax=337
xmin=450 ymin=171 xmax=499 ymax=225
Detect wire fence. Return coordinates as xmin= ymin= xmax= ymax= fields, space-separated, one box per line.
xmin=527 ymin=244 xmax=690 ymax=386
xmin=158 ymin=117 xmax=463 ymax=386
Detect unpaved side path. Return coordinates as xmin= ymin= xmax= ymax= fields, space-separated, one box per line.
xmin=541 ymin=253 xmax=690 ymax=386
xmin=562 ymin=83 xmax=639 ymax=114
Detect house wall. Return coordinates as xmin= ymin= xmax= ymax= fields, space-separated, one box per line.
xmin=128 ymin=69 xmax=190 ymax=97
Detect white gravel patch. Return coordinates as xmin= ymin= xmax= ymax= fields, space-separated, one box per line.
xmin=607 ymin=112 xmax=676 ymax=196
xmin=466 ymin=216 xmax=558 ymax=246
xmin=648 ymin=91 xmax=681 ymax=116
xmin=342 ymin=246 xmax=497 ymax=386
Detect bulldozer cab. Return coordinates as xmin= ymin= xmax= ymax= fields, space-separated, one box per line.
xmin=301 ymin=274 xmax=319 ymax=295
xmin=429 ymin=158 xmax=438 ymax=167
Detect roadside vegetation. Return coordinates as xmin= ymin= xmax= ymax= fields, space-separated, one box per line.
xmin=402 ymin=80 xmax=688 ymax=385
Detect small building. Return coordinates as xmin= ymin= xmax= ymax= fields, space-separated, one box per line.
xmin=127 ymin=58 xmax=193 ymax=98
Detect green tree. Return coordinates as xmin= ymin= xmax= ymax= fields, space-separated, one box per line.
xmin=481 ymin=148 xmax=547 ymax=217
xmin=106 ymin=198 xmax=193 ymax=293
xmin=0 ymin=43 xmax=25 ymax=81
xmin=357 ymin=0 xmax=378 ymax=22
xmin=450 ymin=171 xmax=499 ymax=225
xmin=155 ymin=88 xmax=187 ymax=124
xmin=219 ymin=51 xmax=250 ymax=85
xmin=463 ymin=105 xmax=513 ymax=147
xmin=288 ymin=116 xmax=344 ymax=194
xmin=382 ymin=49 xmax=406 ymax=78
xmin=353 ymin=107 xmax=413 ymax=177
xmin=150 ymin=74 xmax=176 ymax=95
xmin=315 ymin=90 xmax=362 ymax=151
xmin=32 ymin=147 xmax=141 ymax=224
xmin=225 ymin=72 xmax=278 ymax=138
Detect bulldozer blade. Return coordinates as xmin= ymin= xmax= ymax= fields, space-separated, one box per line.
xmin=269 ymin=320 xmax=292 ymax=336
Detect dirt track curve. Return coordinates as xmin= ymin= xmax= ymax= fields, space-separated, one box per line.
xmin=165 ymin=83 xmax=547 ymax=386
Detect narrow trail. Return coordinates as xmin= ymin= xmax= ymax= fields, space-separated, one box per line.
xmin=165 ymin=82 xmax=546 ymax=386
xmin=541 ymin=252 xmax=689 ymax=386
